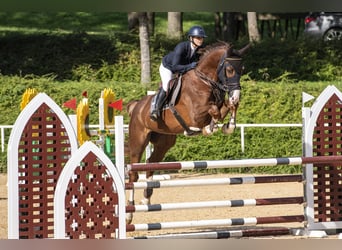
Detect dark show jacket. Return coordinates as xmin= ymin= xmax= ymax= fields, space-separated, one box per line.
xmin=162 ymin=41 xmax=203 ymax=74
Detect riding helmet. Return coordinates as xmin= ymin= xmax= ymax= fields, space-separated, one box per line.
xmin=188 ymin=25 xmax=207 ymax=38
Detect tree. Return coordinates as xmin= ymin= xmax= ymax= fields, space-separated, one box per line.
xmin=222 ymin=12 xmax=238 ymax=41
xmin=167 ymin=12 xmax=183 ymax=39
xmin=247 ymin=12 xmax=261 ymax=42
xmin=138 ymin=12 xmax=151 ymax=84
xmin=214 ymin=12 xmax=240 ymax=41
xmin=128 ymin=12 xmax=155 ymax=35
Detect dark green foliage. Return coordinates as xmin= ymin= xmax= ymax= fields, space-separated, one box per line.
xmin=244 ymin=39 xmax=342 ymax=82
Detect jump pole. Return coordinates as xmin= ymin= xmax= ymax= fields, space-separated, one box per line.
xmin=127 ymin=155 xmax=342 ymax=172
xmin=126 ymin=215 xmax=305 ymax=232
xmin=130 ymin=227 xmax=292 ymax=239
xmin=126 ymin=196 xmax=304 ymax=213
xmin=125 ymin=174 xmax=302 ymax=190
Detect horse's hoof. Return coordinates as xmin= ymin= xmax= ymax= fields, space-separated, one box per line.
xmin=140 ymin=198 xmax=151 ymax=205
xmin=126 ymin=213 xmax=133 ymax=224
xmin=184 ymin=127 xmax=201 ymax=136
xmin=212 ymin=124 xmax=219 ymax=133
xmin=222 ymin=123 xmax=236 ymax=134
xmin=202 ymin=125 xmax=214 ymax=135
xmin=203 ymin=123 xmax=219 ymax=136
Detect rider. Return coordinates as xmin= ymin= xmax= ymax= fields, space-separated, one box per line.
xmin=150 ymin=25 xmax=207 ymax=121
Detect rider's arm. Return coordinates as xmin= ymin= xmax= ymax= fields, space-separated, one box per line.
xmin=168 ymin=42 xmax=197 ymax=73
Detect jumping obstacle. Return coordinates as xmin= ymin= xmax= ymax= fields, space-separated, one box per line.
xmin=121 ymin=86 xmax=342 ymax=239
xmin=124 ymin=157 xmax=306 ymax=238
xmin=7 ymin=85 xmax=342 ymax=239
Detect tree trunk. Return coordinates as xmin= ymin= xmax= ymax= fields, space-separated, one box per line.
xmin=129 ymin=12 xmax=155 ymax=35
xmin=247 ymin=12 xmax=261 ymax=42
xmin=222 ymin=12 xmax=238 ymax=41
xmin=138 ymin=12 xmax=151 ymax=84
xmin=167 ymin=12 xmax=183 ymax=39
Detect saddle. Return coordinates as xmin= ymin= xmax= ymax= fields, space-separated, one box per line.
xmin=162 ymin=75 xmax=201 ymax=136
xmin=165 ymin=75 xmax=182 ymax=107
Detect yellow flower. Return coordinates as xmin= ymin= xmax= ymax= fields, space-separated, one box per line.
xmin=20 ymin=88 xmax=38 ymax=110
xmin=77 ymin=98 xmax=90 ymax=145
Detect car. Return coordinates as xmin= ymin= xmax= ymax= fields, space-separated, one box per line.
xmin=304 ymin=12 xmax=342 ymax=41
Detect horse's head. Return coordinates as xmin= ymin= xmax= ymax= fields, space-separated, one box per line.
xmin=196 ymin=42 xmax=250 ymax=97
xmin=215 ymin=43 xmax=251 ymax=108
xmin=217 ymin=43 xmax=250 ymax=92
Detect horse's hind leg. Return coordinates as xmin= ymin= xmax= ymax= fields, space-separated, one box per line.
xmin=140 ymin=133 xmax=177 ymax=205
xmin=126 ymin=130 xmax=151 ymax=224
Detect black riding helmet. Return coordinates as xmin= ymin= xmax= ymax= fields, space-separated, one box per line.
xmin=188 ymin=25 xmax=207 ymax=38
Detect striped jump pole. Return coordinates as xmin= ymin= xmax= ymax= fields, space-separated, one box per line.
xmin=126 ymin=196 xmax=304 ymax=213
xmin=130 ymin=227 xmax=292 ymax=239
xmin=126 ymin=155 xmax=342 ymax=172
xmin=125 ymin=174 xmax=302 ymax=190
xmin=126 ymin=215 xmax=305 ymax=232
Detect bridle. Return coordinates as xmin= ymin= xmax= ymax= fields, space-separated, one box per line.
xmin=216 ymin=55 xmax=243 ymax=92
xmin=194 ymin=51 xmax=243 ymax=104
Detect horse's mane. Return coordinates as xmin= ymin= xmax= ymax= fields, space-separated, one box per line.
xmin=198 ymin=41 xmax=232 ymax=62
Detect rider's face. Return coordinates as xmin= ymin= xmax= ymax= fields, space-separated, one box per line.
xmin=191 ymin=36 xmax=204 ymax=47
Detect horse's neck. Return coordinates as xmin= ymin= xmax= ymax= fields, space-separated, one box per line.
xmin=197 ymin=50 xmax=225 ymax=77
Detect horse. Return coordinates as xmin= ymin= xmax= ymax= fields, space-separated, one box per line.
xmin=125 ymin=41 xmax=251 ymax=224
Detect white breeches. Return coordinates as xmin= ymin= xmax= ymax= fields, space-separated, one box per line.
xmin=159 ymin=63 xmax=173 ymax=91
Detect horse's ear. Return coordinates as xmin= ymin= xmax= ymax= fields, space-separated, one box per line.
xmin=235 ymin=43 xmax=252 ymax=56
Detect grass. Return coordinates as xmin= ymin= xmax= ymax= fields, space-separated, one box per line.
xmin=0 ymin=12 xmax=128 ymax=35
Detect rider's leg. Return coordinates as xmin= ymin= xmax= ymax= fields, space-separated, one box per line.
xmin=150 ymin=64 xmax=171 ymax=121
xmin=150 ymin=87 xmax=167 ymax=121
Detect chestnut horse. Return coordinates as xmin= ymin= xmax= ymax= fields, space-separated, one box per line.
xmin=126 ymin=42 xmax=250 ymax=223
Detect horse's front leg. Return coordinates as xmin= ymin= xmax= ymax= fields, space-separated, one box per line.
xmin=222 ymin=106 xmax=237 ymax=134
xmin=126 ymin=171 xmax=139 ymax=224
xmin=140 ymin=170 xmax=153 ymax=205
xmin=202 ymin=105 xmax=220 ymax=135
xmin=222 ymin=90 xmax=240 ymax=134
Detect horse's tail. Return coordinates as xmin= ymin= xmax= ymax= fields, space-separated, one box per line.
xmin=126 ymin=100 xmax=139 ymax=117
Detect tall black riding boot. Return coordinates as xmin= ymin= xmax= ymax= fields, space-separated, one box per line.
xmin=150 ymin=88 xmax=167 ymax=121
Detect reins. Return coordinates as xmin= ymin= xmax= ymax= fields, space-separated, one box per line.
xmin=194 ymin=69 xmax=224 ymax=105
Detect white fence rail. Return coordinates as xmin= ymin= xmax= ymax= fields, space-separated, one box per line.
xmin=0 ymin=123 xmax=302 ymax=153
